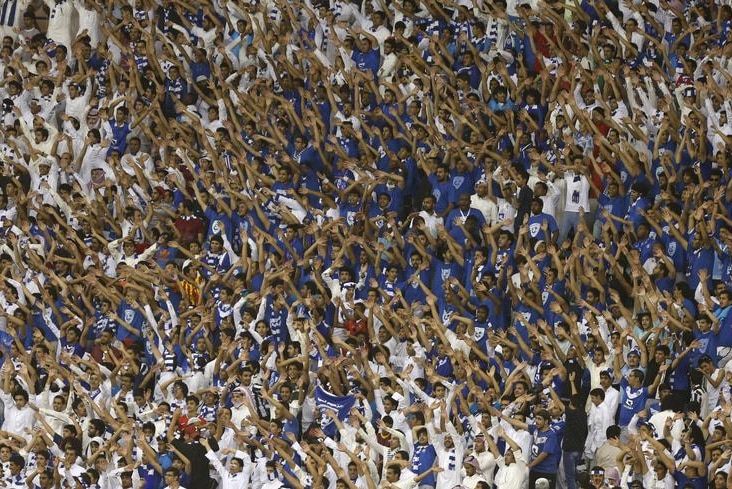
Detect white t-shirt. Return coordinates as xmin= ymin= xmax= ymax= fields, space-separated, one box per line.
xmin=643 ymin=469 xmax=675 ymax=489
xmin=496 ymin=198 xmax=516 ymax=229
xmin=471 ymin=195 xmax=499 ymax=225
xmin=495 ymin=451 xmax=528 ymax=489
xmin=705 ymin=368 xmax=727 ymax=414
xmin=563 ymin=171 xmax=590 ymax=213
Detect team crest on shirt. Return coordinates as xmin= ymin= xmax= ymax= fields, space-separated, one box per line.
xmin=529 ymin=223 xmax=541 ymax=236
xmin=270 ymin=317 xmax=281 ymax=332
xmin=452 ymin=176 xmax=464 ymax=189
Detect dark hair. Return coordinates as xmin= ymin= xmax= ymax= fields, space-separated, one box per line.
xmin=386 ymin=463 xmax=402 ymax=478
xmin=606 ymin=425 xmax=621 ymax=439
xmin=89 ymin=419 xmax=106 ymax=434
xmin=631 ymin=369 xmax=645 ymax=384
xmin=173 ymin=381 xmax=189 ymax=396
xmin=589 ymin=388 xmax=605 ymax=400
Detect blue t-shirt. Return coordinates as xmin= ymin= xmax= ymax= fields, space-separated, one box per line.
xmin=428 ymin=174 xmax=456 ymax=214
xmin=716 ymin=306 xmax=732 ymax=347
xmin=529 ymin=425 xmax=561 ymax=473
xmin=116 ymin=300 xmax=144 ymax=343
xmin=686 ymin=244 xmax=714 ymax=291
xmin=668 ymin=351 xmax=691 ymax=391
xmin=411 ymin=443 xmax=437 ymax=486
xmin=596 ymin=193 xmax=628 ymax=230
xmin=527 ymin=213 xmax=558 ymax=242
xmin=618 ymin=378 xmax=648 ymax=426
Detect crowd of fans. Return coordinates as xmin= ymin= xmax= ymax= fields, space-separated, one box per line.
xmin=0 ymin=0 xmax=729 ymax=488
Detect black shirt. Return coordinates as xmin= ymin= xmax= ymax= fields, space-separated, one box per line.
xmin=172 ymin=437 xmax=219 ymax=489
xmin=562 ymin=404 xmax=588 ymax=452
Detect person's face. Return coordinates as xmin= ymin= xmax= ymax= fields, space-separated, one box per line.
xmin=378 ymin=194 xmax=390 ymax=208
xmin=530 ymin=200 xmax=542 ymax=215
xmin=637 ymin=223 xmax=651 ymax=240
xmin=118 ymin=473 xmax=134 ymax=489
xmin=13 ymin=395 xmax=28 ymax=408
xmin=654 ymin=347 xmax=668 ymax=364
xmin=75 ymin=402 xmax=87 ymax=417
xmin=605 ymin=179 xmax=621 ymax=197
xmin=715 ymin=473 xmax=727 ymax=489
xmin=228 ymin=458 xmax=242 ymax=474
xmin=422 ymin=196 xmax=434 ymax=211
xmin=701 ymin=360 xmax=714 ymax=375
xmin=591 ymin=472 xmax=605 ymax=486
xmin=698 ymin=318 xmax=712 ymax=332
xmin=435 ymin=167 xmax=447 ymax=181
xmin=594 ymin=349 xmax=605 ymax=364
xmin=67 ymin=327 xmax=79 ymax=342
xmin=127 ymin=137 xmax=141 ymax=154
xmin=629 ymin=370 xmax=644 ymax=387
xmin=64 ymin=448 xmax=76 ymax=463
xmin=33 ymin=129 xmax=46 ymax=144
xmin=133 ymin=394 xmax=145 ymax=407
xmin=121 ymin=374 xmax=134 ymax=390
xmin=164 ymin=472 xmax=177 ymax=486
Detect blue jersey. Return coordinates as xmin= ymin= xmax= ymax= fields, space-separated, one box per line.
xmin=411 ymin=443 xmax=437 ymax=486
xmin=108 ymin=120 xmax=131 ymax=155
xmin=618 ymin=378 xmax=648 ymax=426
xmin=527 ymin=213 xmax=558 ymax=242
xmin=116 ymin=300 xmax=144 ymax=343
xmin=264 ymin=296 xmax=289 ymax=342
xmin=716 ymin=306 xmax=732 ymax=347
xmin=428 ymin=174 xmax=456 ymax=214
xmin=529 ymin=426 xmax=561 ymax=473
xmin=686 ymin=244 xmax=714 ymax=291
xmin=430 ymin=258 xmax=463 ymax=294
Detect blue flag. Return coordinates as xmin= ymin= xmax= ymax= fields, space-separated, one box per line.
xmin=314 ymin=384 xmax=356 ymax=437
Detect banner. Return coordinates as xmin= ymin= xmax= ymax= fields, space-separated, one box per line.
xmin=314 ymin=384 xmax=356 ymax=438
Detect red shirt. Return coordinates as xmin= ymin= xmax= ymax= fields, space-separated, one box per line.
xmin=175 ymin=216 xmax=204 ymax=246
